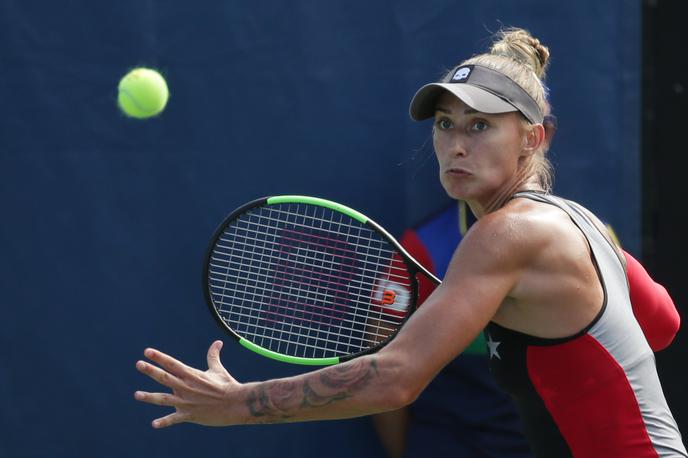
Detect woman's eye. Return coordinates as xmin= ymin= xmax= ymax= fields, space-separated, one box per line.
xmin=472 ymin=120 xmax=488 ymax=131
xmin=437 ymin=119 xmax=453 ymax=130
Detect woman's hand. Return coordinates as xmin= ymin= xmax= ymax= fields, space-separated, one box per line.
xmin=135 ymin=340 xmax=241 ymax=428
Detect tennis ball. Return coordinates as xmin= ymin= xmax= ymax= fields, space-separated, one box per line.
xmin=117 ymin=67 xmax=169 ymax=119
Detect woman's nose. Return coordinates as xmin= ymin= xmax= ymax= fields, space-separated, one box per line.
xmin=446 ymin=138 xmax=467 ymax=157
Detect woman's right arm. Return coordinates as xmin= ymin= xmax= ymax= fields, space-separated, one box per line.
xmin=135 ymin=210 xmax=528 ymax=429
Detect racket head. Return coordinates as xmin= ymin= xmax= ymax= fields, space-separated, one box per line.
xmin=203 ymin=196 xmax=424 ymax=365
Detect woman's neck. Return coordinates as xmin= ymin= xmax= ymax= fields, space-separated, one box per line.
xmin=468 ymin=177 xmax=542 ymax=219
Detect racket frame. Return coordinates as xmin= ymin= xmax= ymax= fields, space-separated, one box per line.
xmin=203 ymin=195 xmax=440 ymax=365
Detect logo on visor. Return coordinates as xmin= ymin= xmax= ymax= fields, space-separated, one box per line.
xmin=451 ymin=67 xmax=471 ymax=82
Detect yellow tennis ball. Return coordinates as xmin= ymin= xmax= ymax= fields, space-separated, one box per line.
xmin=117 ymin=67 xmax=169 ymax=119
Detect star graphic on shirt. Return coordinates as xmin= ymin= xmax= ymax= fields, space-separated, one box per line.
xmin=486 ymin=333 xmax=501 ymax=360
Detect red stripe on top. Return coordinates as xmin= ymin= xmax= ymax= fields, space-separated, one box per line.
xmin=623 ymin=250 xmax=681 ymax=351
xmin=526 ymin=334 xmax=658 ymax=457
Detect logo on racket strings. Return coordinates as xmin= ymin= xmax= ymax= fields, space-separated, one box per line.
xmin=380 ymin=290 xmax=396 ymax=306
xmin=373 ymin=279 xmax=411 ymax=317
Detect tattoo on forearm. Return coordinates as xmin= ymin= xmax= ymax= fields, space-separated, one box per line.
xmin=246 ymin=358 xmax=379 ymax=421
xmin=246 ymin=380 xmax=299 ymax=422
xmin=303 ymin=358 xmax=378 ymax=407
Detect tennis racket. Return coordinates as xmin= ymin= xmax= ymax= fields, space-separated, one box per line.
xmin=203 ymin=195 xmax=440 ymax=366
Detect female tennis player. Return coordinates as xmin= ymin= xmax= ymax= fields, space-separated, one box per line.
xmin=135 ymin=28 xmax=686 ymax=456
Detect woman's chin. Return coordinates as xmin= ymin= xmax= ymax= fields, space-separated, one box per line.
xmin=443 ymin=186 xmax=470 ymax=201
xmin=441 ymin=178 xmax=471 ymax=200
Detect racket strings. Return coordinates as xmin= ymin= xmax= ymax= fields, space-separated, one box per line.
xmin=217 ymin=210 xmax=406 ymax=264
xmin=215 ymin=231 xmax=407 ymax=279
xmin=214 ymin=303 xmax=397 ymax=344
xmin=208 ymin=202 xmax=413 ymax=359
xmin=253 ymin=206 xmax=396 ymax=242
xmin=210 ymin=235 xmax=412 ymax=289
xmin=213 ymin=206 xmax=412 ymax=292
xmin=208 ymin=262 xmax=406 ymax=324
xmin=209 ymin=272 xmax=404 ymax=329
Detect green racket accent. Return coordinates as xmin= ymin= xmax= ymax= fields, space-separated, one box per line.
xmin=239 ymin=338 xmax=341 ymax=366
xmin=267 ymin=195 xmax=369 ymax=224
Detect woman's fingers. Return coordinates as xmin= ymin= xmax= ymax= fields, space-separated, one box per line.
xmin=152 ymin=411 xmax=189 ymax=429
xmin=135 ymin=344 xmax=239 ymax=428
xmin=144 ymin=348 xmax=195 ymax=378
xmin=134 ymin=390 xmax=184 ymax=407
xmin=136 ymin=360 xmax=184 ymax=390
xmin=206 ymin=340 xmax=224 ymax=372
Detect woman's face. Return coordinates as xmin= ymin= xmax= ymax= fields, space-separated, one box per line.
xmin=432 ymin=92 xmax=533 ymax=210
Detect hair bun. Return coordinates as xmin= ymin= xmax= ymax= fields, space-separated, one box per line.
xmin=490 ymin=27 xmax=550 ymax=79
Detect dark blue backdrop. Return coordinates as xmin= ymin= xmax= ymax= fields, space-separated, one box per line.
xmin=1 ymin=1 xmax=641 ymax=457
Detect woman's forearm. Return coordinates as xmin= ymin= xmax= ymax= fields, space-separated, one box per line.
xmin=238 ymin=355 xmax=408 ymax=425
xmin=135 ymin=287 xmax=474 ymax=429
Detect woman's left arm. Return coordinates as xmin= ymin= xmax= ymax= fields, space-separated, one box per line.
xmin=135 ymin=342 xmax=408 ymax=428
xmin=135 ymin=211 xmax=528 ymax=428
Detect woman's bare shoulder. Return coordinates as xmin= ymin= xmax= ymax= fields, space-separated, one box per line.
xmin=457 ymin=200 xmax=558 ymax=270
xmin=465 ymin=199 xmax=561 ymax=249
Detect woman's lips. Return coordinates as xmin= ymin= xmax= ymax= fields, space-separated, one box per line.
xmin=446 ymin=168 xmax=472 ymax=177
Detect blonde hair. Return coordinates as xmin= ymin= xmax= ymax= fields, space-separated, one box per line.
xmin=460 ymin=28 xmax=554 ymax=192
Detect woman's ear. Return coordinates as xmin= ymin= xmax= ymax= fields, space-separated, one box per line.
xmin=523 ymin=123 xmax=545 ymax=153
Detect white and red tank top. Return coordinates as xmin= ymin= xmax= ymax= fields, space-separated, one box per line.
xmin=485 ymin=191 xmax=686 ymax=457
